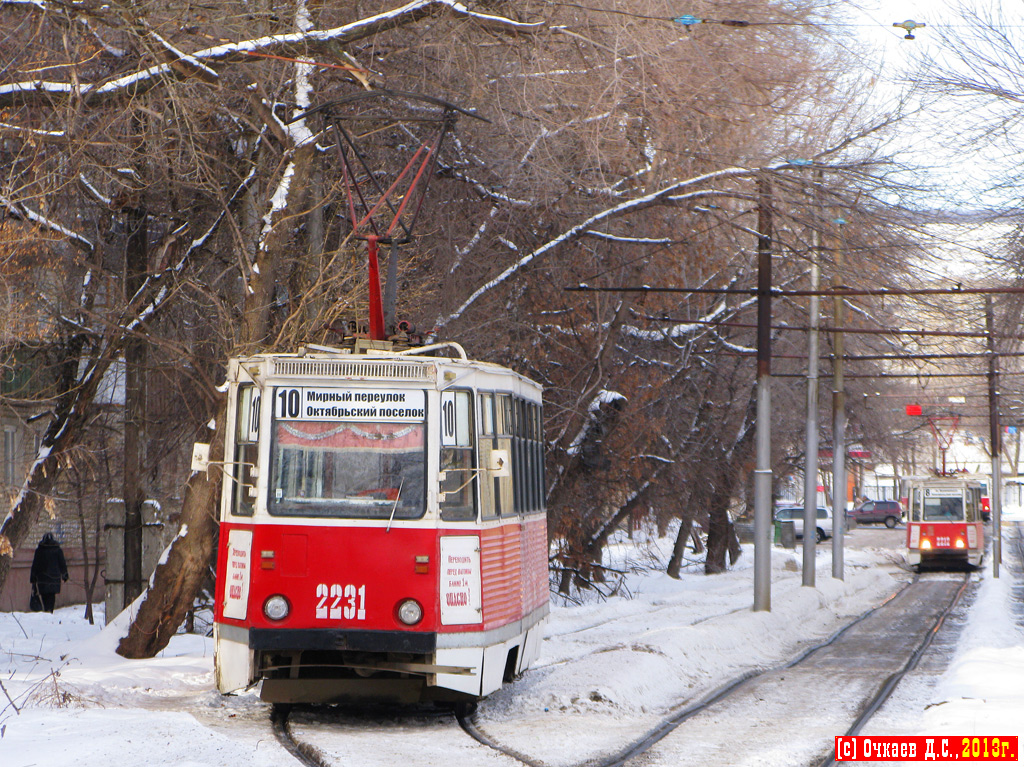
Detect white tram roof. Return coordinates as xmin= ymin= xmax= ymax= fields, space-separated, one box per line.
xmin=227 ymin=343 xmax=542 ymax=396
xmin=904 ymin=476 xmax=983 ymax=489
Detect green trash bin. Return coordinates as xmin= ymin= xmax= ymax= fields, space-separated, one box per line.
xmin=774 ymin=519 xmax=796 ymax=549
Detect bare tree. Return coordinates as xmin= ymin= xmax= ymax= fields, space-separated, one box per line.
xmin=0 ymin=0 xmax=930 ymax=646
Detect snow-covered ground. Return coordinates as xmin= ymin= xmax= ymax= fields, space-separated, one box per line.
xmin=2 ymin=529 xmax=1022 ymax=766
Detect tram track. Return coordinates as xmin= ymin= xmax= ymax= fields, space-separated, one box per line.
xmin=814 ymin=571 xmax=971 ymax=767
xmin=465 ymin=573 xmax=966 ymax=767
xmin=268 ymin=570 xmax=973 ymax=767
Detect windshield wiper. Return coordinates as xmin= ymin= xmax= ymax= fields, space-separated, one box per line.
xmin=386 ymin=480 xmax=405 ymax=533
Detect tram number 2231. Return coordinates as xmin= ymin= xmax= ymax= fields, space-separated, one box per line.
xmin=315 ymin=583 xmax=367 ymax=621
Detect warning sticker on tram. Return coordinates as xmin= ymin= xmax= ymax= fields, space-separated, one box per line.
xmin=835 ymin=736 xmax=1018 ymax=762
xmin=274 ymin=387 xmax=426 ymax=422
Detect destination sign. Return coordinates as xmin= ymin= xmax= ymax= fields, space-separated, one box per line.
xmin=924 ymin=488 xmax=962 ymax=498
xmin=274 ymin=387 xmax=426 ymax=422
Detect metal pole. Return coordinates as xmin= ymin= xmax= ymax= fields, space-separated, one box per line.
xmin=831 ymin=219 xmax=846 ymax=580
xmin=384 ymin=243 xmax=399 ymax=334
xmin=986 ymin=296 xmax=1002 ymax=578
xmin=366 ymin=235 xmax=386 ymax=340
xmin=802 ymin=177 xmax=822 ymax=588
xmin=754 ymin=177 xmax=773 ymax=611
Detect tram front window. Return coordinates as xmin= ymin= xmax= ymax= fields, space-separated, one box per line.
xmin=923 ymin=496 xmax=964 ymax=521
xmin=270 ymin=420 xmax=426 ymax=519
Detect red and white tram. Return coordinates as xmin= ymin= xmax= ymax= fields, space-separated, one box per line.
xmin=210 ymin=343 xmax=548 ymax=704
xmin=905 ymin=477 xmax=985 ymax=569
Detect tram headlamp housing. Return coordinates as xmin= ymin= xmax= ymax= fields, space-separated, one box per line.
xmin=920 ymin=539 xmax=932 ymax=550
xmin=263 ymin=595 xmax=290 ymax=621
xmin=955 ymin=538 xmax=966 ymax=549
xmin=397 ymin=598 xmax=423 ymax=626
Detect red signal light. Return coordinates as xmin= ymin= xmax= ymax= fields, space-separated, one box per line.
xmin=906 ymin=404 xmax=922 ymax=416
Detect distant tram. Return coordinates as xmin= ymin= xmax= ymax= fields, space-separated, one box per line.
xmin=208 ymin=342 xmax=549 ymax=704
xmin=904 ymin=477 xmax=985 ymax=569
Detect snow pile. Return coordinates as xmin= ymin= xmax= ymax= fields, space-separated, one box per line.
xmin=488 ymin=548 xmax=900 ymax=718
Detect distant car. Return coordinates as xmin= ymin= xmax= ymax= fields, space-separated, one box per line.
xmin=774 ymin=506 xmax=832 ymax=543
xmin=847 ymin=499 xmax=903 ymax=528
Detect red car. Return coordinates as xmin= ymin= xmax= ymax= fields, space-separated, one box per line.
xmin=847 ymin=500 xmax=904 ymax=528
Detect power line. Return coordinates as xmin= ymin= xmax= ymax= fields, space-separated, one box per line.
xmin=637 ymin=316 xmax=1003 ymax=340
xmin=567 ymin=284 xmax=1024 ymax=298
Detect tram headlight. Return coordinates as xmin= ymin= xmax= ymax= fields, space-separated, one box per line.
xmin=263 ymin=594 xmax=290 ymax=621
xmin=920 ymin=538 xmax=932 ymax=550
xmin=955 ymin=538 xmax=966 ymax=549
xmin=397 ymin=598 xmax=423 ymax=626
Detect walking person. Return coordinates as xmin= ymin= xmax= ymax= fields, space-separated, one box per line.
xmin=30 ymin=532 xmax=68 ymax=613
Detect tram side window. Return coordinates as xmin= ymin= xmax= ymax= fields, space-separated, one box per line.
xmin=478 ymin=393 xmax=496 ymax=519
xmin=477 ymin=392 xmax=545 ymax=518
xmin=536 ymin=403 xmax=544 ymax=512
xmin=480 ymin=394 xmax=494 ymax=437
xmin=511 ymin=398 xmax=545 ymax=515
xmin=965 ymin=489 xmax=979 ymax=522
xmin=513 ymin=398 xmax=525 ymax=514
xmin=478 ymin=392 xmax=511 ymax=519
xmin=497 ymin=394 xmax=513 ymax=518
xmin=440 ymin=390 xmax=477 ymax=522
xmin=507 ymin=396 xmax=544 ymax=516
xmin=231 ymin=384 xmax=260 ymax=517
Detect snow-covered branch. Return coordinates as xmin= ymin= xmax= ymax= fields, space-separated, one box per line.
xmin=0 ymin=120 xmax=68 ymax=142
xmin=437 ymin=162 xmax=797 ymax=329
xmin=0 ymin=0 xmax=541 ymax=107
xmin=0 ymin=194 xmax=94 ymax=252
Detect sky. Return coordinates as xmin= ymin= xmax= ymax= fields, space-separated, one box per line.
xmin=3 ymin=523 xmax=1024 ymax=767
xmin=847 ymin=1 xmax=1024 ymax=211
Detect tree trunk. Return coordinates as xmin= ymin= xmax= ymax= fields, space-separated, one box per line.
xmin=116 ymin=408 xmax=223 ymax=657
xmin=727 ymin=521 xmax=742 ymax=565
xmin=667 ymin=513 xmax=697 ymax=579
xmin=705 ymin=487 xmax=732 ymax=574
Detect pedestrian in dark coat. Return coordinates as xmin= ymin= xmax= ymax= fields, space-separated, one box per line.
xmin=30 ymin=532 xmax=68 ymax=613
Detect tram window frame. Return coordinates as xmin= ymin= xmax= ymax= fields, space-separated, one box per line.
xmin=529 ymin=401 xmax=545 ymax=513
xmin=229 ymin=384 xmax=260 ymax=517
xmin=440 ymin=389 xmax=478 ymax=522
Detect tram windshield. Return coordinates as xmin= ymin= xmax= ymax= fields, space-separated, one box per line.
xmin=270 ymin=419 xmax=426 ymax=519
xmin=921 ymin=493 xmax=964 ymax=522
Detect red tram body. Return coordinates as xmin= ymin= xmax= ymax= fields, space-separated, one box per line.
xmin=905 ymin=478 xmax=985 ymax=570
xmin=211 ymin=344 xmax=548 ymax=704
